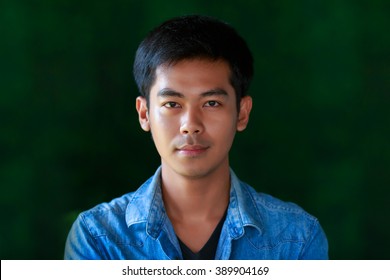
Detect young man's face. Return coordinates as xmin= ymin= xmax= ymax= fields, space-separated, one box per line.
xmin=136 ymin=59 xmax=252 ymax=179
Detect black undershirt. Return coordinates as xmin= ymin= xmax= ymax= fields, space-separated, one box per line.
xmin=177 ymin=210 xmax=227 ymax=260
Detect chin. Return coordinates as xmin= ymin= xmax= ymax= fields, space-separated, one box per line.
xmin=179 ymin=170 xmax=208 ymax=179
xmin=177 ymin=164 xmax=222 ymax=180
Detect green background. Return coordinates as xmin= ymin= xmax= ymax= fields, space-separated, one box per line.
xmin=1 ymin=0 xmax=389 ymax=259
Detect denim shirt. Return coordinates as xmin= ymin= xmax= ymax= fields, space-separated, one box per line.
xmin=64 ymin=167 xmax=328 ymax=259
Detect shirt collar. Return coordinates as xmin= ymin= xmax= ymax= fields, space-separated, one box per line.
xmin=125 ymin=167 xmax=166 ymax=239
xmin=125 ymin=167 xmax=263 ymax=239
xmin=226 ymin=169 xmax=263 ymax=239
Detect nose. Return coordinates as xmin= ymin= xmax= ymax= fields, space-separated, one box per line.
xmin=180 ymin=108 xmax=204 ymax=135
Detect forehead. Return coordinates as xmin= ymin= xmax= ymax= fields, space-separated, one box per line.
xmin=151 ymin=59 xmax=233 ymax=96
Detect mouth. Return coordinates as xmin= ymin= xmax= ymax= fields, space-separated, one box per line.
xmin=176 ymin=144 xmax=209 ymax=157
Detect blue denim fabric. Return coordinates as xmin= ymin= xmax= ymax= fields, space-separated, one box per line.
xmin=64 ymin=167 xmax=328 ymax=259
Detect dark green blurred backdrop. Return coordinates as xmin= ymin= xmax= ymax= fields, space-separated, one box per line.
xmin=1 ymin=0 xmax=389 ymax=259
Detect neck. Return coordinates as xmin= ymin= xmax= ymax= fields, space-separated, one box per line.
xmin=160 ymin=164 xmax=230 ymax=222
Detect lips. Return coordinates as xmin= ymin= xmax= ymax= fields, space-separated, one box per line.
xmin=176 ymin=144 xmax=209 ymax=156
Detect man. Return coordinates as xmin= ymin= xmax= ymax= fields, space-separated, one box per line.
xmin=64 ymin=15 xmax=328 ymax=259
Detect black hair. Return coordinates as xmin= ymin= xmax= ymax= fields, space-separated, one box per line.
xmin=133 ymin=15 xmax=253 ymax=111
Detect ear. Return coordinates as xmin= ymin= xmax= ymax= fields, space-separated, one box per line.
xmin=136 ymin=96 xmax=150 ymax=131
xmin=236 ymin=96 xmax=252 ymax=132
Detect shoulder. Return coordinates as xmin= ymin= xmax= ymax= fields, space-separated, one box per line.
xmin=76 ymin=192 xmax=136 ymax=237
xmin=78 ymin=175 xmax=155 ymax=235
xmin=254 ymin=188 xmax=312 ymax=216
xmin=84 ymin=191 xmax=135 ymax=216
xmin=242 ymin=182 xmax=319 ymax=232
xmin=236 ymin=182 xmax=322 ymax=245
xmin=230 ymin=170 xmax=316 ymax=225
xmin=64 ymin=175 xmax=159 ymax=259
xmin=234 ymin=182 xmax=328 ymax=259
xmin=230 ymin=182 xmax=327 ymax=259
xmin=64 ymin=191 xmax=139 ymax=259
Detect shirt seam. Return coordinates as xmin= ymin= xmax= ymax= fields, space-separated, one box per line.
xmin=297 ymin=218 xmax=318 ymax=259
xmin=80 ymin=213 xmax=107 ymax=258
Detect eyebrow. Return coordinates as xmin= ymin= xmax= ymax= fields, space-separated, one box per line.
xmin=157 ymin=88 xmax=228 ymax=98
xmin=157 ymin=89 xmax=184 ymax=98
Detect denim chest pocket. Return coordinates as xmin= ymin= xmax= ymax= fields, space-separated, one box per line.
xmin=239 ymin=226 xmax=305 ymax=258
xmin=99 ymin=222 xmax=147 ymax=248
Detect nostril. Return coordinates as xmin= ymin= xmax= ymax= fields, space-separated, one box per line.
xmin=180 ymin=121 xmax=203 ymax=134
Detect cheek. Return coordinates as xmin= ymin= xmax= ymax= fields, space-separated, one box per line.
xmin=208 ymin=113 xmax=237 ymax=135
xmin=149 ymin=111 xmax=177 ymax=140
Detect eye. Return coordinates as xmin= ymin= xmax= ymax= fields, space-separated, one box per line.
xmin=204 ymin=100 xmax=220 ymax=107
xmin=163 ymin=101 xmax=181 ymax=108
